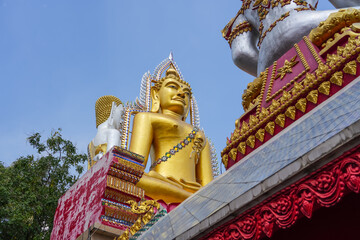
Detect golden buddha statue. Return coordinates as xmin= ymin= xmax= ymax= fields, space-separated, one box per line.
xmin=129 ymin=64 xmax=214 ymax=204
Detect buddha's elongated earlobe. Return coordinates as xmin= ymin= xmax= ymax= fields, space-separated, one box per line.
xmin=151 ymin=100 xmax=160 ymax=113
xmin=183 ymin=102 xmax=190 ymax=121
xmin=150 ymin=88 xmax=160 ymax=113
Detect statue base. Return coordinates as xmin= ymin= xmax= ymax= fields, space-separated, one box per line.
xmin=51 ymin=147 xmax=145 ymax=240
xmin=222 ymin=19 xmax=360 ymax=169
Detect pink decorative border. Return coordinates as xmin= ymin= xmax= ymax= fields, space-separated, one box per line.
xmin=202 ymin=145 xmax=360 ymax=240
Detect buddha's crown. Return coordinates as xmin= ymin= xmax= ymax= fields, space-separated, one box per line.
xmin=151 ymin=53 xmax=191 ymax=92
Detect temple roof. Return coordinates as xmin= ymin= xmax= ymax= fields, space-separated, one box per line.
xmin=138 ymin=77 xmax=360 ymax=240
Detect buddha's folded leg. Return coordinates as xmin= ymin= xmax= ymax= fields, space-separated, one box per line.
xmin=137 ymin=173 xmax=192 ymax=204
xmin=147 ymin=170 xmax=183 ymax=188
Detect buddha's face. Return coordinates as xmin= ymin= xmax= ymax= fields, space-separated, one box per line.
xmin=157 ymin=77 xmax=191 ymax=117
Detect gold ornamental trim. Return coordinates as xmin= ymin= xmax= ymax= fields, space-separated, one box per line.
xmin=309 ymin=8 xmax=360 ymax=47
xmin=265 ymin=42 xmax=310 ymax=103
xmin=275 ymin=56 xmax=299 ymax=80
xmin=222 ymin=28 xmax=360 ymax=158
xmin=116 ymin=200 xmax=161 ymax=240
xmin=223 ymin=21 xmax=252 ymax=46
xmin=258 ymin=12 xmax=290 ymax=47
xmin=107 ymin=175 xmax=145 ymax=199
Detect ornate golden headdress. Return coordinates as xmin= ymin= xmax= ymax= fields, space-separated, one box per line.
xmin=95 ymin=95 xmax=122 ymax=128
xmin=152 ymin=64 xmax=192 ymax=94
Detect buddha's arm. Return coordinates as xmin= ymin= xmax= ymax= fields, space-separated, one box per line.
xmin=230 ymin=14 xmax=259 ymax=77
xmin=129 ymin=112 xmax=153 ymax=166
xmin=196 ymin=139 xmax=213 ymax=186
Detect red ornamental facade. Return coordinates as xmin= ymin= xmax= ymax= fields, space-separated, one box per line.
xmin=203 ymin=146 xmax=360 ymax=240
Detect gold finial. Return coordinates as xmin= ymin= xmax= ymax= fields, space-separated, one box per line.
xmin=165 ymin=64 xmax=181 ymax=80
xmin=95 ymin=95 xmax=122 ymax=128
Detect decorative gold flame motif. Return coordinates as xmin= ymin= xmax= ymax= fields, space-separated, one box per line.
xmin=275 ymin=56 xmax=299 ymax=80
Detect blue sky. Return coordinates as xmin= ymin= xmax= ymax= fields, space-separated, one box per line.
xmin=0 ymin=1 xmax=335 ymax=172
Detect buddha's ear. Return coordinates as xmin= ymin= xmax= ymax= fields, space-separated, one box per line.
xmin=182 ymin=100 xmax=190 ymax=121
xmin=150 ymin=88 xmax=160 ymax=113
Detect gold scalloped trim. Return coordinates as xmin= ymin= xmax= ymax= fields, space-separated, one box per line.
xmin=309 ymin=8 xmax=360 ymax=47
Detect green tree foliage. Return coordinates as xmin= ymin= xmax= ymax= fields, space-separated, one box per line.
xmin=0 ymin=129 xmax=87 ymax=240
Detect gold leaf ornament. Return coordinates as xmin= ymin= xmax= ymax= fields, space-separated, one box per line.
xmin=259 ymin=107 xmax=270 ymax=120
xmin=318 ymin=81 xmax=331 ymax=95
xmin=326 ymin=53 xmax=341 ymax=66
xmin=255 ymin=129 xmax=265 ymax=142
xmin=315 ymin=63 xmax=329 ymax=78
xmin=295 ymin=98 xmax=307 ymax=113
xmin=343 ymin=60 xmax=357 ymax=75
xmin=307 ymin=90 xmax=319 ymax=104
xmin=222 ymin=154 xmax=229 ymax=168
xmin=246 ymin=135 xmax=256 ymax=148
xmin=229 ymin=148 xmax=238 ymax=161
xmin=240 ymin=121 xmax=250 ymax=134
xmin=237 ymin=142 xmax=247 ymax=155
xmin=249 ymin=115 xmax=259 ymax=128
xmin=330 ymin=71 xmax=343 ymax=86
xmin=303 ymin=73 xmax=316 ymax=87
xmin=291 ymin=81 xmax=303 ymax=96
xmin=231 ymin=128 xmax=241 ymax=141
xmin=265 ymin=121 xmax=275 ymax=135
xmin=275 ymin=114 xmax=286 ymax=128
xmin=280 ymin=90 xmax=292 ymax=104
xmin=285 ymin=106 xmax=296 ymax=120
xmin=270 ymin=99 xmax=280 ymax=112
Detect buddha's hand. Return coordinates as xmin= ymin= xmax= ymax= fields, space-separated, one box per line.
xmin=191 ymin=131 xmax=206 ymax=164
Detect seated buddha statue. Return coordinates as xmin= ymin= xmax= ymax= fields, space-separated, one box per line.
xmin=222 ymin=0 xmax=360 ymax=76
xmin=88 ymin=96 xmax=124 ymax=168
xmin=129 ymin=65 xmax=214 ymax=204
